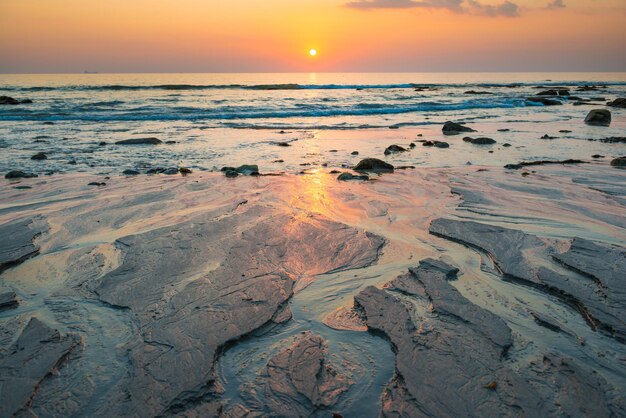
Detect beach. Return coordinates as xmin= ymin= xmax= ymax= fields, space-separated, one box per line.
xmin=1 ymin=73 xmax=625 ymax=417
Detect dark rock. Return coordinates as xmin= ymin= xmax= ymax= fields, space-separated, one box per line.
xmin=163 ymin=168 xmax=179 ymax=175
xmin=353 ymin=158 xmax=394 ymax=173
xmin=0 ymin=218 xmax=47 ymax=273
xmin=235 ymin=164 xmax=259 ymax=176
xmin=0 ymin=96 xmax=20 ymax=105
xmin=165 ymin=140 xmax=177 ymax=144
xmin=179 ymin=167 xmax=192 ymax=175
xmin=87 ymin=182 xmax=106 ymax=186
xmin=146 ymin=167 xmax=166 ymax=174
xmin=337 ymin=173 xmax=369 ymax=181
xmin=67 ymin=160 xmax=77 ymax=165
xmin=559 ymin=130 xmax=572 ymax=133
xmin=463 ymin=137 xmax=496 ymax=145
xmin=464 ymin=90 xmax=492 ymax=95
xmin=584 ymin=109 xmax=611 ymax=126
xmin=422 ymin=141 xmax=434 ymax=146
xmin=434 ymin=141 xmax=449 ymax=148
xmin=5 ymin=170 xmax=38 ymax=179
xmin=409 ymin=143 xmax=416 ymax=148
xmin=98 ymin=141 xmax=107 ymax=146
xmin=31 ymin=152 xmax=47 ymax=160
xmin=503 ymin=143 xmax=512 ymax=147
xmin=0 ymin=318 xmax=81 ymax=417
xmin=598 ymin=137 xmax=626 ymax=144
xmin=504 ymin=159 xmax=585 ymax=169
xmin=351 ymin=151 xmax=359 ymax=155
xmin=537 ymin=89 xmax=569 ymax=96
xmin=224 ymin=170 xmax=239 ymax=178
xmin=541 ymin=134 xmax=557 ymax=139
xmin=329 ymin=170 xmax=341 ymax=174
xmin=122 ymin=169 xmax=140 ymax=176
xmin=43 ymin=121 xmax=55 ymax=125
xmin=115 ymin=137 xmax=162 ymax=145
xmin=13 ymin=186 xmax=32 ymax=190
xmin=526 ymin=97 xmax=562 ymax=106
xmin=0 ymin=291 xmax=18 ymax=310
xmin=610 ymin=157 xmax=626 ymax=167
xmin=498 ymin=128 xmax=511 ymax=132
xmin=384 ymin=145 xmax=407 ymax=155
xmin=607 ymin=98 xmax=626 ymax=108
xmin=276 ymin=142 xmax=291 ymax=147
xmin=442 ymin=121 xmax=476 ymax=135
xmin=591 ymin=154 xmax=604 ymax=158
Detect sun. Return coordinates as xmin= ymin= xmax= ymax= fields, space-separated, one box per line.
xmin=309 ymin=49 xmax=317 ymax=57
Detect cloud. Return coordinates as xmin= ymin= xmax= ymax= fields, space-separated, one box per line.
xmin=467 ymin=0 xmax=520 ymax=16
xmin=545 ymin=0 xmax=566 ymax=9
xmin=345 ymin=0 xmax=520 ymax=17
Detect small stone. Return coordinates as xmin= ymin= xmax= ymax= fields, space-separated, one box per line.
xmin=116 ymin=137 xmax=162 ymax=145
xmin=31 ymin=152 xmax=47 ymax=160
xmin=123 ymin=169 xmax=140 ymax=176
xmin=384 ymin=145 xmax=407 ymax=155
xmin=5 ymin=171 xmax=38 ymax=179
xmin=337 ymin=173 xmax=369 ymax=181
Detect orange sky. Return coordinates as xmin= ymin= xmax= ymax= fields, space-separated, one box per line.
xmin=1 ymin=0 xmax=625 ymax=72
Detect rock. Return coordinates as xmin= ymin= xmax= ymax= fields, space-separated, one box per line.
xmin=93 ymin=206 xmax=383 ymax=416
xmin=429 ymin=219 xmax=626 ymax=341
xmin=98 ymin=141 xmax=107 ymax=146
xmin=409 ymin=143 xmax=416 ymax=148
xmin=498 ymin=128 xmax=511 ymax=132
xmin=163 ymin=168 xmax=179 ymax=175
xmin=0 ymin=318 xmax=81 ymax=417
xmin=122 ymin=169 xmax=140 ymax=176
xmin=0 ymin=96 xmax=20 ymax=105
xmin=584 ymin=109 xmax=611 ymax=126
xmin=67 ymin=160 xmax=77 ymax=165
xmin=87 ymin=182 xmax=106 ymax=186
xmin=351 ymin=151 xmax=359 ymax=155
xmin=598 ymin=137 xmax=626 ymax=144
xmin=442 ymin=121 xmax=476 ymax=135
xmin=0 ymin=218 xmax=48 ymax=273
xmin=384 ymin=145 xmax=407 ymax=155
xmin=463 ymin=137 xmax=496 ymax=145
xmin=503 ymin=143 xmax=512 ymax=147
xmin=434 ymin=141 xmax=450 ymax=148
xmin=179 ymin=167 xmax=192 ymax=175
xmin=115 ymin=137 xmax=162 ymax=145
xmin=591 ymin=154 xmax=604 ymax=158
xmin=31 ymin=152 xmax=48 ymax=160
xmin=0 ymin=291 xmax=18 ymax=310
xmin=541 ymin=134 xmax=557 ymax=139
xmin=237 ymin=332 xmax=351 ymax=417
xmin=607 ymin=98 xmax=626 ymax=108
xmin=276 ymin=142 xmax=291 ymax=147
xmin=559 ymin=130 xmax=572 ymax=133
xmin=235 ymin=164 xmax=259 ymax=176
xmin=537 ymin=89 xmax=570 ymax=96
xmin=43 ymin=121 xmax=55 ymax=125
xmin=353 ymin=158 xmax=394 ymax=173
xmin=337 ymin=173 xmax=369 ymax=181
xmin=526 ymin=97 xmax=562 ymax=106
xmin=464 ymin=90 xmax=492 ymax=95
xmin=224 ymin=170 xmax=239 ymax=178
xmin=504 ymin=159 xmax=585 ymax=169
xmin=5 ymin=170 xmax=38 ymax=179
xmin=610 ymin=157 xmax=626 ymax=167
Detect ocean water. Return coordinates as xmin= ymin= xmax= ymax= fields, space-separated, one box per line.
xmin=1 ymin=72 xmax=625 ymax=175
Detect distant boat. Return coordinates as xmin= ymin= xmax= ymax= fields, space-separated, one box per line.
xmin=83 ymin=70 xmax=98 ymax=74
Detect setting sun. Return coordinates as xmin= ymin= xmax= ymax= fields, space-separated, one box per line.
xmin=309 ymin=49 xmax=317 ymax=57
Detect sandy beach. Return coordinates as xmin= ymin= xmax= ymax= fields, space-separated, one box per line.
xmin=1 ymin=73 xmax=626 ymax=416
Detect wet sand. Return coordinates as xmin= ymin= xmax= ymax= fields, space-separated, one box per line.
xmin=1 ymin=160 xmax=625 ymax=416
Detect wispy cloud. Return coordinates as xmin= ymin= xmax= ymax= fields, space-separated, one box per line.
xmin=345 ymin=0 xmax=520 ymax=17
xmin=545 ymin=0 xmax=566 ymax=10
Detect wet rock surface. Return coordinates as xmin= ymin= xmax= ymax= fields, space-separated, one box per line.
xmin=442 ymin=121 xmax=476 ymax=135
xmin=92 ymin=204 xmax=383 ymax=416
xmin=429 ymin=218 xmax=626 ymax=341
xmin=226 ymin=332 xmax=351 ymax=417
xmin=115 ymin=137 xmax=163 ymax=145
xmin=0 ymin=318 xmax=82 ymax=417
xmin=584 ymin=109 xmax=611 ymax=126
xmin=353 ymin=158 xmax=394 ymax=172
xmin=0 ymin=291 xmax=18 ymax=310
xmin=354 ymin=258 xmax=625 ymax=417
xmin=0 ymin=218 xmax=48 ymax=273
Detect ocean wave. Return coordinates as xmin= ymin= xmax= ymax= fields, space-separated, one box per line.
xmin=2 ymin=80 xmax=625 ymax=92
xmin=0 ymin=99 xmax=526 ymax=122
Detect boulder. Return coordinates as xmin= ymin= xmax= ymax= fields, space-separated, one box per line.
xmin=610 ymin=157 xmax=626 ymax=167
xmin=337 ymin=173 xmax=369 ymax=181
xmin=463 ymin=137 xmax=496 ymax=145
xmin=31 ymin=152 xmax=47 ymax=160
xmin=5 ymin=171 xmax=38 ymax=179
xmin=537 ymin=89 xmax=569 ymax=96
xmin=584 ymin=109 xmax=611 ymax=126
xmin=353 ymin=158 xmax=394 ymax=173
xmin=235 ymin=164 xmax=259 ymax=176
xmin=607 ymin=98 xmax=626 ymax=108
xmin=0 ymin=291 xmax=18 ymax=310
xmin=526 ymin=97 xmax=562 ymax=106
xmin=0 ymin=96 xmax=20 ymax=105
xmin=384 ymin=145 xmax=407 ymax=155
xmin=442 ymin=121 xmax=476 ymax=135
xmin=115 ymin=137 xmax=162 ymax=145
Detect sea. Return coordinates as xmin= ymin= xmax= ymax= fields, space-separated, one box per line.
xmin=1 ymin=72 xmax=625 ymax=175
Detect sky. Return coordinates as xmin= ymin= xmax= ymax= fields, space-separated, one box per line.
xmin=1 ymin=0 xmax=625 ymax=73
